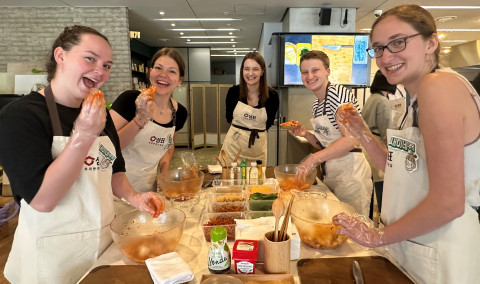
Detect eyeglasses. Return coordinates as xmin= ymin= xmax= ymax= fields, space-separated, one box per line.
xmin=366 ymin=33 xmax=421 ymax=58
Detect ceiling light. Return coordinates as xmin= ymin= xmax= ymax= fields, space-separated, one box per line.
xmin=437 ymin=33 xmax=446 ymax=40
xmin=232 ymin=45 xmax=236 ymax=47
xmin=170 ymin=28 xmax=240 ymax=31
xmin=442 ymin=40 xmax=468 ymax=43
xmin=230 ymin=39 xmax=235 ymax=41
xmin=179 ymin=36 xmax=237 ymax=39
xmin=171 ymin=23 xmax=175 ymax=27
xmin=159 ymin=11 xmax=165 ymax=15
xmin=436 ymin=16 xmax=457 ymax=22
xmin=179 ymin=32 xmax=184 ymax=36
xmin=438 ymin=28 xmax=480 ymax=32
xmin=211 ymin=54 xmax=246 ymax=57
xmin=187 ymin=41 xmax=238 ymax=44
xmin=422 ymin=6 xmax=480 ymax=9
xmin=187 ymin=39 xmax=190 ymax=42
xmin=229 ymin=32 xmax=233 ymax=35
xmin=226 ymin=50 xmax=250 ymax=53
xmin=154 ymin=18 xmax=242 ymax=21
xmin=211 ymin=47 xmax=252 ymax=50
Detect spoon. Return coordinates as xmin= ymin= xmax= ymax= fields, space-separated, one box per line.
xmin=221 ymin=149 xmax=228 ymax=167
xmin=272 ymin=198 xmax=285 ymax=242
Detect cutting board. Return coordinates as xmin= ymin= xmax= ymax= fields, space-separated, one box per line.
xmin=297 ymin=256 xmax=414 ymax=284
xmin=80 ymin=265 xmax=153 ymax=284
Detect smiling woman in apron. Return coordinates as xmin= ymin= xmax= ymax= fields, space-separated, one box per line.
xmin=0 ymin=26 xmax=164 ymax=284
xmin=110 ymin=48 xmax=188 ymax=193
xmin=220 ymin=52 xmax=279 ymax=166
xmin=333 ymin=5 xmax=480 ymax=284
xmin=291 ymin=50 xmax=372 ymax=216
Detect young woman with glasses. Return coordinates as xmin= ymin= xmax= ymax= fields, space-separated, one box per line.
xmin=333 ymin=4 xmax=480 ymax=283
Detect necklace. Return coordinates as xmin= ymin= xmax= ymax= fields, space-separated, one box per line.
xmin=154 ymin=100 xmax=169 ymax=114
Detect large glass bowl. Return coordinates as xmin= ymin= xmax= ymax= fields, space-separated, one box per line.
xmin=274 ymin=164 xmax=316 ymax=192
xmin=110 ymin=208 xmax=186 ymax=263
xmin=157 ymin=168 xmax=204 ymax=200
xmin=290 ymin=198 xmax=356 ymax=250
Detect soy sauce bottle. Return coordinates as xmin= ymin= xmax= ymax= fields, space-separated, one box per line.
xmin=208 ymin=226 xmax=231 ymax=274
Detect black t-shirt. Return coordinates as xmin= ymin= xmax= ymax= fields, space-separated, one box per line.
xmin=111 ymin=90 xmax=187 ymax=131
xmin=225 ymin=85 xmax=279 ymax=130
xmin=0 ymin=91 xmax=125 ymax=204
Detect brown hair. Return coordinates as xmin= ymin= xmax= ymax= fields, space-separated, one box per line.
xmin=150 ymin=47 xmax=185 ymax=78
xmin=46 ymin=25 xmax=110 ymax=82
xmin=239 ymin=52 xmax=271 ymax=106
xmin=299 ymin=50 xmax=330 ymax=69
xmin=370 ymin=4 xmax=439 ymax=64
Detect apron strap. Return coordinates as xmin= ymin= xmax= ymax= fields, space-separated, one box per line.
xmin=44 ymin=85 xmax=63 ymax=136
xmin=232 ymin=124 xmax=265 ymax=148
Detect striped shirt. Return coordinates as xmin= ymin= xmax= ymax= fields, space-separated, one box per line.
xmin=312 ymin=84 xmax=361 ymax=129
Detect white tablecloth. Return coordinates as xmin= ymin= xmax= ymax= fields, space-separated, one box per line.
xmin=88 ymin=182 xmax=381 ymax=283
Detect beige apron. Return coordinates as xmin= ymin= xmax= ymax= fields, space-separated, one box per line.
xmin=383 ymin=72 xmax=480 ymax=284
xmin=221 ymin=101 xmax=267 ymax=165
xmin=310 ymin=96 xmax=372 ymax=216
xmin=122 ymin=98 xmax=176 ymax=193
xmin=4 ymin=86 xmax=115 ymax=284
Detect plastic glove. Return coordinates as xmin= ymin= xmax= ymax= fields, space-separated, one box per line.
xmin=68 ymin=88 xmax=106 ymax=148
xmin=134 ymin=86 xmax=156 ymax=128
xmin=332 ymin=213 xmax=386 ymax=248
xmin=336 ymin=103 xmax=371 ymax=143
xmin=129 ymin=192 xmax=165 ymax=218
xmin=290 ymin=123 xmax=308 ymax=137
xmin=296 ymin=153 xmax=321 ymax=181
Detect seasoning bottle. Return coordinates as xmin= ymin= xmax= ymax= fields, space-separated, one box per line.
xmin=208 ymin=226 xmax=231 ymax=274
xmin=249 ymin=162 xmax=258 ymax=185
xmin=240 ymin=158 xmax=248 ymax=180
xmin=230 ymin=162 xmax=239 ymax=180
xmin=256 ymin=160 xmax=263 ymax=180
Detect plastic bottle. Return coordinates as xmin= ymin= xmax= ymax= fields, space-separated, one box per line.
xmin=256 ymin=160 xmax=263 ymax=180
xmin=240 ymin=158 xmax=248 ymax=180
xmin=230 ymin=162 xmax=239 ymax=180
xmin=249 ymin=162 xmax=258 ymax=185
xmin=208 ymin=226 xmax=231 ymax=274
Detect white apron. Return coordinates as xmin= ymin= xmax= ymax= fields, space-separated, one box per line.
xmin=310 ymin=94 xmax=372 ymax=216
xmin=122 ymin=99 xmax=176 ymax=193
xmin=221 ymin=101 xmax=267 ymax=165
xmin=382 ymin=72 xmax=480 ymax=284
xmin=4 ymin=86 xmax=115 ymax=284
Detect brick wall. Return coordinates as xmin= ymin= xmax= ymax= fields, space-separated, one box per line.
xmin=0 ymin=7 xmax=132 ymax=102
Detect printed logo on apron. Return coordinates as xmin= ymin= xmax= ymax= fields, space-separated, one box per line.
xmin=83 ymin=143 xmax=117 ymax=171
xmin=243 ymin=113 xmax=257 ymax=121
xmin=314 ymin=124 xmax=330 ymax=137
xmin=149 ymin=133 xmax=173 ymax=151
xmin=388 ymin=135 xmax=418 ymax=173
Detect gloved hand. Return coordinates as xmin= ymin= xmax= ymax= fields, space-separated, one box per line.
xmin=290 ymin=123 xmax=308 ymax=137
xmin=134 ymin=86 xmax=156 ymax=128
xmin=69 ymin=88 xmax=106 ymax=148
xmin=332 ymin=213 xmax=386 ymax=248
xmin=336 ymin=104 xmax=371 ymax=143
xmin=129 ymin=192 xmax=165 ymax=218
xmin=296 ymin=153 xmax=321 ymax=181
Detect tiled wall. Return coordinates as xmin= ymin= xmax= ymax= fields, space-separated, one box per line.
xmin=0 ymin=7 xmax=132 ymax=102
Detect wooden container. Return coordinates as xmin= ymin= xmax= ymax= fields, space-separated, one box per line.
xmin=263 ymin=231 xmax=290 ymax=274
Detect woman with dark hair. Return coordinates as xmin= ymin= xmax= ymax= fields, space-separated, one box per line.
xmin=110 ymin=47 xmax=188 ymax=193
xmin=362 ymin=69 xmax=397 ymax=217
xmin=220 ymin=52 xmax=279 ymax=165
xmin=334 ymin=5 xmax=480 ymax=283
xmin=0 ymin=25 xmax=164 ymax=283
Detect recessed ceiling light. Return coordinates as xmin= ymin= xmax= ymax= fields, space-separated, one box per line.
xmin=436 ymin=16 xmax=457 ymax=23
xmin=187 ymin=41 xmax=238 ymax=44
xmin=230 ymin=39 xmax=235 ymax=41
xmin=179 ymin=36 xmax=237 ymax=39
xmin=232 ymin=45 xmax=236 ymax=47
xmin=159 ymin=11 xmax=165 ymax=15
xmin=171 ymin=23 xmax=176 ymax=27
xmin=154 ymin=18 xmax=241 ymax=21
xmin=187 ymin=39 xmax=190 ymax=42
xmin=229 ymin=32 xmax=233 ymax=35
xmin=179 ymin=32 xmax=184 ymax=36
xmin=437 ymin=33 xmax=446 ymax=40
xmin=170 ymin=28 xmax=240 ymax=31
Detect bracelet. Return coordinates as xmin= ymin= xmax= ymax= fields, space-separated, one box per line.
xmin=133 ymin=117 xmax=144 ymax=129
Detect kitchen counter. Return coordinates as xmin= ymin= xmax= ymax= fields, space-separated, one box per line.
xmin=81 ymin=179 xmax=395 ymax=284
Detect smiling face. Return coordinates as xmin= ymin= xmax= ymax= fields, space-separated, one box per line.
xmin=149 ymin=55 xmax=183 ymax=96
xmin=54 ymin=33 xmax=112 ymax=102
xmin=371 ymin=15 xmax=437 ymax=90
xmin=300 ymin=58 xmax=330 ymax=96
xmin=242 ymin=59 xmax=263 ymax=88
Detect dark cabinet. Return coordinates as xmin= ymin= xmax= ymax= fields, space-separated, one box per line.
xmin=131 ymin=51 xmax=149 ymax=90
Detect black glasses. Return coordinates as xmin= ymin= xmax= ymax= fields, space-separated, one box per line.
xmin=366 ymin=33 xmax=421 ymax=58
